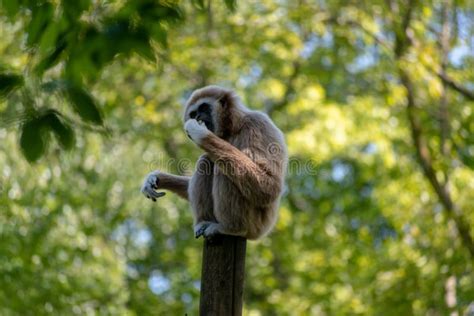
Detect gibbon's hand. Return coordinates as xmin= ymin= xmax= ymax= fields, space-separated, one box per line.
xmin=141 ymin=171 xmax=166 ymax=202
xmin=184 ymin=119 xmax=211 ymax=145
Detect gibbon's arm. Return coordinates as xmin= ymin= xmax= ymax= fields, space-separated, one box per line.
xmin=200 ymin=133 xmax=281 ymax=205
xmin=156 ymin=172 xmax=190 ymax=200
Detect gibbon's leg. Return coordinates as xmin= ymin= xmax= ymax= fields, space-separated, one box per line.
xmin=141 ymin=171 xmax=190 ymax=200
xmin=189 ymin=155 xmax=217 ymax=238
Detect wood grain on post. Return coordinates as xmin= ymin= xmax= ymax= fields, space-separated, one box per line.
xmin=199 ymin=235 xmax=247 ymax=316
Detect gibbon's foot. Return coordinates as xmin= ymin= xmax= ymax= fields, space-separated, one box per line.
xmin=141 ymin=171 xmax=166 ymax=202
xmin=202 ymin=222 xmax=222 ymax=240
xmin=194 ymin=221 xmax=215 ymax=239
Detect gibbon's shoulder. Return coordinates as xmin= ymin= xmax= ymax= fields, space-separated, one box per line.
xmin=240 ymin=110 xmax=285 ymax=143
xmin=241 ymin=110 xmax=275 ymax=129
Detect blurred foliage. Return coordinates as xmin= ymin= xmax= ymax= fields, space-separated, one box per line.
xmin=0 ymin=0 xmax=474 ymax=315
xmin=0 ymin=0 xmax=184 ymax=161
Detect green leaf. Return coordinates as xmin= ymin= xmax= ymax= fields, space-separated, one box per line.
xmin=40 ymin=80 xmax=67 ymax=93
xmin=38 ymin=17 xmax=69 ymax=54
xmin=61 ymin=0 xmax=90 ymax=21
xmin=44 ymin=111 xmax=75 ymax=150
xmin=148 ymin=24 xmax=168 ymax=47
xmin=192 ymin=0 xmax=206 ymax=10
xmin=121 ymin=1 xmax=182 ymax=22
xmin=66 ymin=86 xmax=103 ymax=125
xmin=34 ymin=41 xmax=67 ymax=74
xmin=131 ymin=36 xmax=155 ymax=62
xmin=1 ymin=0 xmax=20 ymax=19
xmin=0 ymin=73 xmax=24 ymax=98
xmin=26 ymin=2 xmax=54 ymax=47
xmin=103 ymin=21 xmax=155 ymax=62
xmin=65 ymin=26 xmax=117 ymax=83
xmin=458 ymin=148 xmax=474 ymax=170
xmin=20 ymin=117 xmax=48 ymax=162
xmin=223 ymin=0 xmax=236 ymax=11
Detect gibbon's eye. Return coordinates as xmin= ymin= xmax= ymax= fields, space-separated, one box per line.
xmin=189 ymin=111 xmax=197 ymax=119
xmin=198 ymin=103 xmax=210 ymax=113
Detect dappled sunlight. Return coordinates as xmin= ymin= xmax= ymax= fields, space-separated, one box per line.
xmin=1 ymin=0 xmax=474 ymax=315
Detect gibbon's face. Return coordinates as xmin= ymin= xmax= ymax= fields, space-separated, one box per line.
xmin=185 ymin=98 xmax=216 ymax=133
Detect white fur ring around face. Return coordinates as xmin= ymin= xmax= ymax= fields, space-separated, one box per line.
xmin=185 ymin=119 xmax=210 ymax=145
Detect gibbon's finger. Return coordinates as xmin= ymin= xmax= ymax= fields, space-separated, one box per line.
xmin=195 ymin=226 xmax=205 ymax=239
xmin=145 ymin=188 xmax=156 ymax=198
xmin=149 ymin=190 xmax=166 ymax=199
xmin=157 ymin=192 xmax=166 ymax=198
xmin=145 ymin=187 xmax=157 ymax=198
xmin=152 ymin=191 xmax=166 ymax=198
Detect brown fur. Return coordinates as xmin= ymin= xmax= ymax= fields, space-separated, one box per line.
xmin=158 ymin=86 xmax=287 ymax=240
xmin=156 ymin=173 xmax=189 ymax=200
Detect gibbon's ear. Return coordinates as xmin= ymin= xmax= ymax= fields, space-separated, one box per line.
xmin=218 ymin=91 xmax=232 ymax=109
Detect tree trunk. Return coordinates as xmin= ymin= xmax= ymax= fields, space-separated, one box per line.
xmin=199 ymin=235 xmax=247 ymax=316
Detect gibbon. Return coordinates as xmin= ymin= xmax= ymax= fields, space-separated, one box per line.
xmin=141 ymin=86 xmax=287 ymax=240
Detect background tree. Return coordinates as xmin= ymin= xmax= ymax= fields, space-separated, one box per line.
xmin=0 ymin=0 xmax=473 ymax=315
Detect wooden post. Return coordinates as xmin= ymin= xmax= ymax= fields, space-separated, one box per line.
xmin=199 ymin=235 xmax=247 ymax=316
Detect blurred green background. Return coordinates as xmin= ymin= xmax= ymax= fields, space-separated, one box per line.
xmin=1 ymin=0 xmax=473 ymax=315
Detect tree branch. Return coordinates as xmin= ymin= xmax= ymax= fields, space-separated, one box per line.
xmin=393 ymin=0 xmax=474 ymax=257
xmin=436 ymin=71 xmax=474 ymax=101
xmin=401 ymin=71 xmax=474 ymax=257
xmin=327 ymin=3 xmax=474 ymax=103
xmin=438 ymin=0 xmax=451 ymax=162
